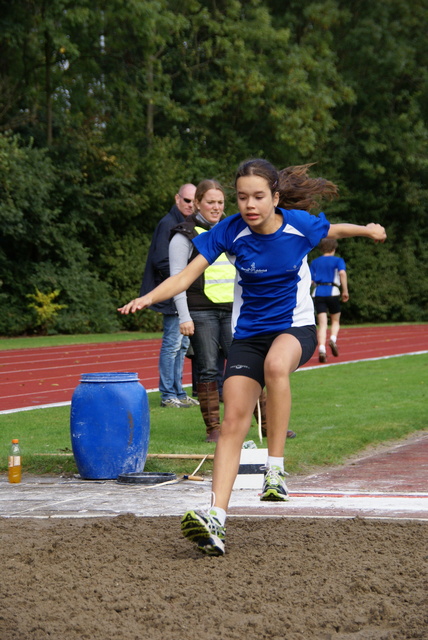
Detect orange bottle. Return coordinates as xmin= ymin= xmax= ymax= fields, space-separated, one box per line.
xmin=8 ymin=439 xmax=22 ymax=483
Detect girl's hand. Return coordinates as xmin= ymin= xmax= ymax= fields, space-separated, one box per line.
xmin=180 ymin=321 xmax=195 ymax=336
xmin=117 ymin=296 xmax=151 ymax=314
xmin=366 ymin=223 xmax=387 ymax=243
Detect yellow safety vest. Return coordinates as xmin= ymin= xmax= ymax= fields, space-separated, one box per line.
xmin=194 ymin=226 xmax=235 ymax=304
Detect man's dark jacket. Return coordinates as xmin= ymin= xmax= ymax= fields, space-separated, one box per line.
xmin=139 ymin=204 xmax=185 ymax=314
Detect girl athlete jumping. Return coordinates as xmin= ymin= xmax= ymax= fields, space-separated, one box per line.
xmin=119 ymin=159 xmax=386 ymax=556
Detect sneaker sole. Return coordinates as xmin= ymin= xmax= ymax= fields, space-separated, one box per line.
xmin=329 ymin=341 xmax=339 ymax=357
xmin=160 ymin=403 xmax=191 ymax=408
xmin=181 ymin=511 xmax=225 ymax=556
xmin=260 ymin=489 xmax=289 ymax=502
xmin=197 ymin=536 xmax=225 ymax=556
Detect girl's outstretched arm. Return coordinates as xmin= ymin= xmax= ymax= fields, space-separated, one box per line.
xmin=118 ymin=254 xmax=209 ymax=315
xmin=328 ymin=223 xmax=386 ymax=243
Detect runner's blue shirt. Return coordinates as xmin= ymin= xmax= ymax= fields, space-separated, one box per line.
xmin=310 ymin=255 xmax=346 ymax=297
xmin=192 ymin=207 xmax=330 ymax=339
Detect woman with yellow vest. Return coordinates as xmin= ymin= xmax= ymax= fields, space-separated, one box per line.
xmin=169 ymin=179 xmax=234 ymax=442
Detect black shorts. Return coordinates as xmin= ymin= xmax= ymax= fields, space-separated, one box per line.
xmin=314 ymin=296 xmax=341 ymax=315
xmin=224 ymin=326 xmax=317 ymax=388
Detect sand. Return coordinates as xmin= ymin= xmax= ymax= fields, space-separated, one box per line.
xmin=1 ymin=515 xmax=427 ymax=639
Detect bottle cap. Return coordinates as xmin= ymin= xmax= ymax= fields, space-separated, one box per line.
xmin=12 ymin=439 xmax=19 ymax=443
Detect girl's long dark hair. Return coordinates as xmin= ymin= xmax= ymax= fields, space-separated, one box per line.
xmin=235 ymin=158 xmax=338 ymax=211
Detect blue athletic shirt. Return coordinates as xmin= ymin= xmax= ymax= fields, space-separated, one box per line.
xmin=310 ymin=255 xmax=346 ymax=297
xmin=192 ymin=207 xmax=330 ymax=339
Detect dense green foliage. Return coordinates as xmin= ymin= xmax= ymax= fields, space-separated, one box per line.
xmin=1 ymin=0 xmax=427 ymax=335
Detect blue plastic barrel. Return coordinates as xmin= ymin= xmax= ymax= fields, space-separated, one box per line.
xmin=70 ymin=372 xmax=150 ymax=480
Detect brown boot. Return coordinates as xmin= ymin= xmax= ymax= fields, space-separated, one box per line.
xmin=197 ymin=381 xmax=221 ymax=442
xmin=255 ymin=391 xmax=296 ymax=439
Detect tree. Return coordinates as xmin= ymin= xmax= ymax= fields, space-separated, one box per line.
xmin=1 ymin=0 xmax=427 ymax=334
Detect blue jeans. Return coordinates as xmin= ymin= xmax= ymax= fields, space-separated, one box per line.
xmin=190 ymin=309 xmax=233 ymax=383
xmin=159 ymin=314 xmax=190 ymax=401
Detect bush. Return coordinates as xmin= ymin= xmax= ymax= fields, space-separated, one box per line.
xmin=26 ymin=288 xmax=67 ymax=335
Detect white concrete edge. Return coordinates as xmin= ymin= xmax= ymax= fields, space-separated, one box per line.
xmin=228 ymin=514 xmax=428 ymax=522
xmin=2 ymin=514 xmax=427 ymax=522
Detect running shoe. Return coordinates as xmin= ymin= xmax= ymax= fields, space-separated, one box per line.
xmin=329 ymin=339 xmax=339 ymax=357
xmin=179 ymin=395 xmax=200 ymax=406
xmin=260 ymin=465 xmax=289 ymax=502
xmin=160 ymin=397 xmax=191 ymax=408
xmin=319 ymin=351 xmax=327 ymax=363
xmin=181 ymin=509 xmax=225 ymax=556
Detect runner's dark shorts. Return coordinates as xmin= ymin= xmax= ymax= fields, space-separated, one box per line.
xmin=224 ymin=325 xmax=317 ymax=388
xmin=314 ymin=296 xmax=341 ymax=315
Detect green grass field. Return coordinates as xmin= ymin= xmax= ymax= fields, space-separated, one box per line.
xmin=1 ymin=353 xmax=426 ymax=478
xmin=0 ymin=331 xmax=162 ymax=350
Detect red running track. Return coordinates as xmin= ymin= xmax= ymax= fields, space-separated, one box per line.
xmin=1 ymin=325 xmax=427 ymax=412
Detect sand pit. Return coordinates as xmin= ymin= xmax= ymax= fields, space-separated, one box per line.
xmin=1 ymin=515 xmax=426 ymax=639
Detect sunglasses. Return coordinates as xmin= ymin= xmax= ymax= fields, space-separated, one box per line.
xmin=179 ymin=195 xmax=193 ymax=204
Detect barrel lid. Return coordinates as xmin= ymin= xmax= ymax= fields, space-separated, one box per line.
xmin=116 ymin=472 xmax=177 ymax=485
xmin=80 ymin=372 xmax=139 ymax=383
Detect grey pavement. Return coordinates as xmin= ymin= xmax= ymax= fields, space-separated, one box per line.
xmin=1 ymin=475 xmax=427 ymax=522
xmin=2 ymin=432 xmax=427 ymax=521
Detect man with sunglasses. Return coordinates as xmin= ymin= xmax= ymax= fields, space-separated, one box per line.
xmin=139 ymin=183 xmax=199 ymax=408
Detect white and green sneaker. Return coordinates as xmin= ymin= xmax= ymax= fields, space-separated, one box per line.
xmin=160 ymin=397 xmax=191 ymax=408
xmin=181 ymin=509 xmax=225 ymax=556
xmin=260 ymin=465 xmax=289 ymax=502
xmin=179 ymin=395 xmax=200 ymax=406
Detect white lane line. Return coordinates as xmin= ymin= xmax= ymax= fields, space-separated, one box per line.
xmin=0 ymin=384 xmax=193 ymax=414
xmin=2 ymin=351 xmax=427 ymax=414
